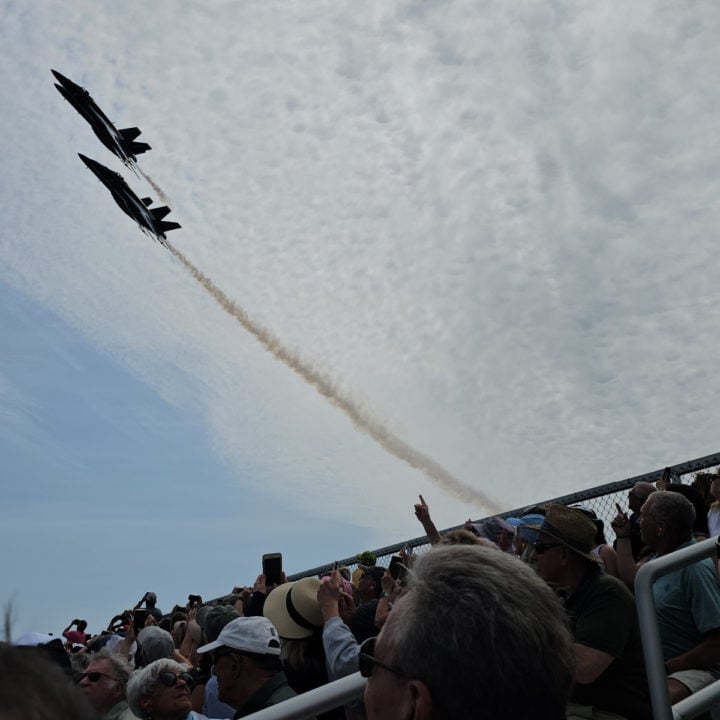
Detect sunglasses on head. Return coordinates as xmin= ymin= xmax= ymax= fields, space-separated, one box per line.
xmin=78 ymin=671 xmax=122 ymax=684
xmin=533 ymin=542 xmax=563 ymax=555
xmin=358 ymin=637 xmax=407 ymax=679
xmin=158 ymin=671 xmax=193 ymax=688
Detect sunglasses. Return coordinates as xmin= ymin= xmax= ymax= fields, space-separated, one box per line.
xmin=533 ymin=542 xmax=563 ymax=555
xmin=158 ymin=671 xmax=194 ymax=688
xmin=78 ymin=671 xmax=122 ymax=684
xmin=359 ymin=637 xmax=407 ymax=679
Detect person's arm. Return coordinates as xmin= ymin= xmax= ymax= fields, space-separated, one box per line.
xmin=62 ymin=619 xmax=77 ymax=638
xmin=106 ymin=614 xmax=123 ymax=633
xmin=134 ymin=592 xmax=148 ymax=611
xmin=245 ymin=574 xmax=269 ymax=616
xmin=318 ymin=572 xmax=361 ymax=680
xmin=414 ymin=494 xmax=441 ymax=545
xmin=599 ymin=544 xmax=620 ymax=579
xmin=173 ymin=649 xmax=192 ymax=665
xmin=118 ymin=622 xmax=136 ymax=661
xmin=611 ymin=504 xmax=640 ymax=591
xmin=179 ymin=606 xmax=202 ymax=665
xmin=375 ymin=571 xmax=400 ymax=629
xmin=574 ymin=643 xmax=615 ymax=683
xmin=665 ymin=629 xmax=720 ymax=673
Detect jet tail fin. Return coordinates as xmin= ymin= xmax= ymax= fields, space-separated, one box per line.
xmin=160 ymin=221 xmax=181 ymax=233
xmin=131 ymin=141 xmax=151 ymax=155
xmin=141 ymin=197 xmax=153 ymax=206
xmin=150 ymin=206 xmax=171 ymax=220
xmin=120 ymin=127 xmax=142 ymax=141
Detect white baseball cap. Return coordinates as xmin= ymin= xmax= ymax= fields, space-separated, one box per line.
xmin=197 ymin=616 xmax=281 ymax=656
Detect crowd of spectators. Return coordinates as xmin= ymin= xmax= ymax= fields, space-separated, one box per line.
xmin=5 ymin=471 xmax=720 ymax=720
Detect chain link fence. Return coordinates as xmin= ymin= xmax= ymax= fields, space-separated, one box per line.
xmin=288 ymin=450 xmax=720 ymax=580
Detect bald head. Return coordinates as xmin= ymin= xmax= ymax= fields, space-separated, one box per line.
xmin=629 ymin=482 xmax=656 ymax=513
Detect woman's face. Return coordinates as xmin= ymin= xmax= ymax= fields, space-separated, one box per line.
xmin=142 ymin=670 xmax=192 ymax=720
xmin=711 ymin=478 xmax=720 ymax=501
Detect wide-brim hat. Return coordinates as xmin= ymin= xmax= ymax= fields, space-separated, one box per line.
xmin=262 ymin=577 xmax=323 ymax=640
xmin=528 ymin=504 xmax=602 ymax=563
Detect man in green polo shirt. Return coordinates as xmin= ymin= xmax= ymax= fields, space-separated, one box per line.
xmin=534 ymin=504 xmax=651 ymax=720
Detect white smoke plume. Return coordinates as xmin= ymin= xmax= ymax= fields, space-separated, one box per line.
xmin=167 ymin=243 xmax=501 ymax=513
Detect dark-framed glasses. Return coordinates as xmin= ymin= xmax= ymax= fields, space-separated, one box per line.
xmin=78 ymin=671 xmax=121 ymax=684
xmin=359 ymin=637 xmax=407 ymax=679
xmin=158 ymin=671 xmax=193 ymax=688
xmin=533 ymin=542 xmax=563 ymax=555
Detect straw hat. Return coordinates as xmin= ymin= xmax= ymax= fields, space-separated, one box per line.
xmin=530 ymin=504 xmax=602 ymax=563
xmin=262 ymin=577 xmax=323 ymax=639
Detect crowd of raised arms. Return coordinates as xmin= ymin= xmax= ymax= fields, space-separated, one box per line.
xmin=3 ymin=472 xmax=720 ymax=720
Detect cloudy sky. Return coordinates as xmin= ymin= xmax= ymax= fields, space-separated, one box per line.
xmin=2 ymin=1 xmax=719 ymax=637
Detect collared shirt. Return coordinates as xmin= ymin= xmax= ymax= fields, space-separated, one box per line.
xmin=104 ymin=701 xmax=140 ymax=720
xmin=653 ymin=538 xmax=720 ymax=676
xmin=233 ymin=672 xmax=296 ymax=719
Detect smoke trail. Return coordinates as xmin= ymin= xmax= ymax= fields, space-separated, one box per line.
xmin=137 ymin=167 xmax=171 ymax=205
xmin=167 ymin=243 xmax=501 ymax=513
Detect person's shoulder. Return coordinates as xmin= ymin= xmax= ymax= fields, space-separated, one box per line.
xmin=266 ymin=672 xmax=297 ymax=704
xmin=683 ymin=556 xmax=720 ymax=587
xmin=593 ymin=571 xmax=636 ymax=605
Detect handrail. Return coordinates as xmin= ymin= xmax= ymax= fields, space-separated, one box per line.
xmin=635 ymin=537 xmax=720 ymax=720
xmin=241 ymin=672 xmax=366 ymax=720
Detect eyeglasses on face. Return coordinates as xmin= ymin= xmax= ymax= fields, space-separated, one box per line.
xmin=533 ymin=542 xmax=563 ymax=555
xmin=78 ymin=671 xmax=122 ymax=684
xmin=359 ymin=637 xmax=407 ymax=679
xmin=158 ymin=671 xmax=193 ymax=688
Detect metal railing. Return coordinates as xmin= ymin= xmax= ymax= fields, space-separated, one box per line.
xmin=635 ymin=537 xmax=720 ymax=720
xmin=242 ymin=673 xmax=365 ymax=720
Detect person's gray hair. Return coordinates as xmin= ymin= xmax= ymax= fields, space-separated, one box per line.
xmin=386 ymin=544 xmax=574 ymax=720
xmin=90 ymin=647 xmax=133 ymax=685
xmin=127 ymin=658 xmax=188 ymax=720
xmin=646 ymin=490 xmax=696 ymax=533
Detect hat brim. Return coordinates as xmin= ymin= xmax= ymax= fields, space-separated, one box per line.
xmin=196 ymin=638 xmax=223 ymax=654
xmin=529 ymin=525 xmax=603 ymax=563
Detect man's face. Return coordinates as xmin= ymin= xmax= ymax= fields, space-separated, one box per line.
xmin=639 ymin=497 xmax=661 ymax=548
xmin=364 ymin=600 xmax=410 ymax=720
xmin=711 ymin=478 xmax=720 ymax=502
xmin=533 ymin=534 xmax=566 ymax=585
xmin=78 ymin=659 xmax=125 ymax=713
xmin=212 ymin=648 xmax=241 ymax=707
xmin=498 ymin=528 xmax=515 ymax=552
xmin=628 ymin=487 xmax=648 ymax=514
xmin=358 ymin=572 xmax=378 ymax=600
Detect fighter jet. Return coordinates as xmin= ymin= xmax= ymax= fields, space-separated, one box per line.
xmin=52 ymin=69 xmax=151 ymax=165
xmin=78 ymin=154 xmax=180 ymax=244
